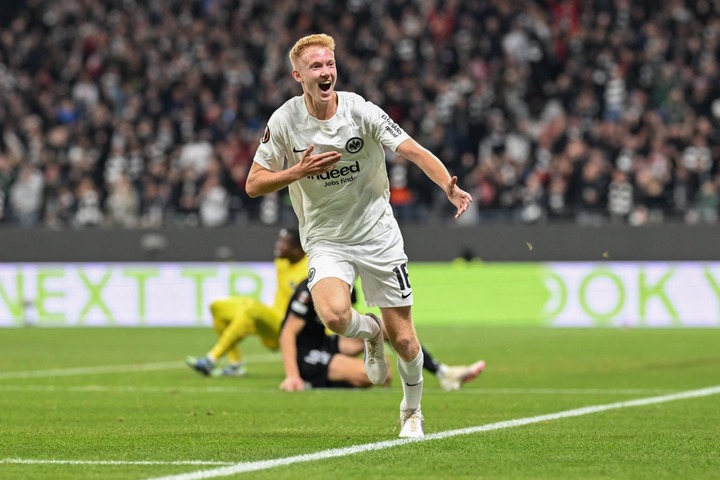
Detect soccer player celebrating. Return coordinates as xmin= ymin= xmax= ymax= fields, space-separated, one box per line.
xmin=185 ymin=228 xmax=308 ymax=377
xmin=246 ymin=33 xmax=473 ymax=438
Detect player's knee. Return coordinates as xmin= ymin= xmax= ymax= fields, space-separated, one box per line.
xmin=261 ymin=337 xmax=279 ymax=351
xmin=390 ymin=334 xmax=420 ymax=360
xmin=315 ymin=305 xmax=350 ymax=334
xmin=212 ymin=317 xmax=224 ymax=331
xmin=209 ymin=300 xmax=223 ymax=317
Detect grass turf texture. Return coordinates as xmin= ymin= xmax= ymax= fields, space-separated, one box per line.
xmin=1 ymin=326 xmax=719 ymax=480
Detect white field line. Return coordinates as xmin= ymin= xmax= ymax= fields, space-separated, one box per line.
xmin=0 ymin=355 xmax=280 ymax=379
xmin=144 ymin=385 xmax=720 ymax=480
xmin=0 ymin=384 xmax=678 ymax=396
xmin=1 ymin=459 xmax=234 ymax=466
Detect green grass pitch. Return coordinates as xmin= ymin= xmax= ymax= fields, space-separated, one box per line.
xmin=1 ymin=326 xmax=719 ymax=479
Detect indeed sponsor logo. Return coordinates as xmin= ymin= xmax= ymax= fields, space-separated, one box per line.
xmin=307 ymin=160 xmax=360 ymax=180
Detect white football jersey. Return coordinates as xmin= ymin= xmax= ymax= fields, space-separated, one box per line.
xmin=253 ymin=91 xmax=410 ymax=247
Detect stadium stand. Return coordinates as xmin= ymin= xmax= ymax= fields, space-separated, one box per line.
xmin=0 ymin=0 xmax=718 ymax=228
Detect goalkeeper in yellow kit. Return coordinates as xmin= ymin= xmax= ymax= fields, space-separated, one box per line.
xmin=186 ymin=228 xmax=308 ymax=377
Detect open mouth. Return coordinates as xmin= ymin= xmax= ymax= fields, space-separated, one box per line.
xmin=319 ymin=81 xmax=331 ymax=92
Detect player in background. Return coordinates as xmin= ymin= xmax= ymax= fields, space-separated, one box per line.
xmin=246 ymin=33 xmax=473 ymax=437
xmin=279 ymin=279 xmax=486 ymax=392
xmin=185 ymin=228 xmax=308 ymax=377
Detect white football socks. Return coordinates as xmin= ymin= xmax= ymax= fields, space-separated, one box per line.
xmin=399 ymin=349 xmax=424 ymax=411
xmin=342 ymin=309 xmax=381 ymax=340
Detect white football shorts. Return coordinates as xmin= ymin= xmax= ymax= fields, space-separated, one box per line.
xmin=305 ymin=226 xmax=413 ymax=308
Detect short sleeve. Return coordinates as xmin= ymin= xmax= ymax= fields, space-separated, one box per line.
xmin=286 ymin=281 xmax=313 ymax=321
xmin=363 ymin=100 xmax=410 ymax=152
xmin=253 ymin=114 xmax=286 ymax=171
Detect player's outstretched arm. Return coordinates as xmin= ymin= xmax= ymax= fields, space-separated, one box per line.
xmin=395 ymin=138 xmax=472 ymax=219
xmin=279 ymin=314 xmax=307 ymax=392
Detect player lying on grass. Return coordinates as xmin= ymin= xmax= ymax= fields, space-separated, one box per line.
xmin=279 ymin=278 xmax=486 ymax=391
xmin=185 ymin=228 xmax=308 ymax=377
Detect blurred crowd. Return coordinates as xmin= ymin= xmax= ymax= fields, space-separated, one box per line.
xmin=1 ymin=0 xmax=719 ymax=229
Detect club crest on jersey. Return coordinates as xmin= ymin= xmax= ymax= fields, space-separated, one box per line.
xmin=261 ymin=126 xmax=270 ymax=143
xmin=345 ymin=137 xmax=363 ymax=153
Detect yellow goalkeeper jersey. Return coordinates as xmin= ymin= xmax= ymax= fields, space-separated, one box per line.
xmin=271 ymin=256 xmax=309 ymax=318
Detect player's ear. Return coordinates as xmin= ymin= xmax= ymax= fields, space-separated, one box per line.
xmin=292 ymin=69 xmax=302 ymax=83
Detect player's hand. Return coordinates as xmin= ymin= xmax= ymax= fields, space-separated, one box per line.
xmin=298 ymin=145 xmax=342 ymax=177
xmin=279 ymin=376 xmax=306 ymax=392
xmin=446 ymin=176 xmax=473 ymax=219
